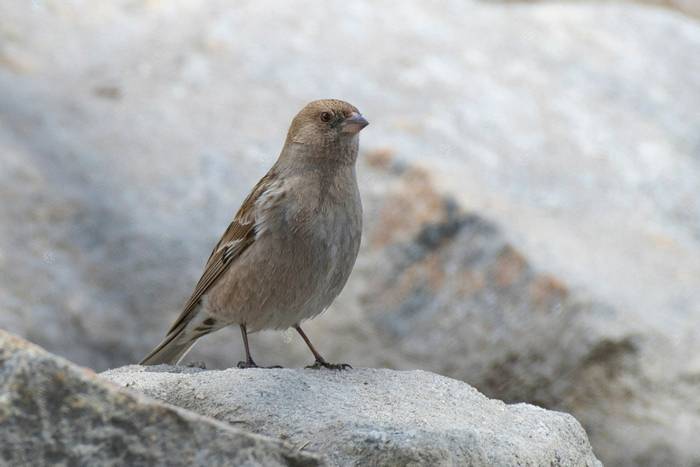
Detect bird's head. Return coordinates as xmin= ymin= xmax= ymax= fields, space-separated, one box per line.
xmin=284 ymin=99 xmax=369 ymax=162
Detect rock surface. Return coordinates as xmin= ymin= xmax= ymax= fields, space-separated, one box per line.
xmin=0 ymin=330 xmax=321 ymax=467
xmin=482 ymin=0 xmax=700 ymax=20
xmin=1 ymin=1 xmax=700 ymax=466
xmin=103 ymin=364 xmax=602 ymax=467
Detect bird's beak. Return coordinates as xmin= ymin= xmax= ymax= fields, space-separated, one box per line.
xmin=341 ymin=112 xmax=369 ymax=134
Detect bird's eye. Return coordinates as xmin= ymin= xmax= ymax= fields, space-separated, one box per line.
xmin=320 ymin=112 xmax=332 ymax=122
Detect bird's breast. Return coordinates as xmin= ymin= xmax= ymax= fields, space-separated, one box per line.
xmin=263 ymin=172 xmax=362 ymax=286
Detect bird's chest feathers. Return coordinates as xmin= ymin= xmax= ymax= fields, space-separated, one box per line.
xmin=267 ymin=173 xmax=360 ymax=257
xmin=287 ymin=191 xmax=355 ymax=249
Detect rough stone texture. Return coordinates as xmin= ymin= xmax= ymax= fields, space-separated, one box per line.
xmin=482 ymin=0 xmax=700 ymax=20
xmin=0 ymin=330 xmax=321 ymax=467
xmin=103 ymin=364 xmax=602 ymax=467
xmin=1 ymin=1 xmax=700 ymax=466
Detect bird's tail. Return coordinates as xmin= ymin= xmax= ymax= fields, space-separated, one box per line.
xmin=140 ymin=311 xmax=219 ymax=365
xmin=140 ymin=331 xmax=197 ymax=365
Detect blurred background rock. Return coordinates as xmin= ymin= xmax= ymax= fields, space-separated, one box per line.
xmin=1 ymin=1 xmax=698 ymax=466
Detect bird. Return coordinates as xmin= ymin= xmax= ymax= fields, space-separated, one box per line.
xmin=140 ymin=99 xmax=368 ymax=369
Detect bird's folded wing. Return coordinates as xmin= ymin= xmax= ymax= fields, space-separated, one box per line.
xmin=165 ymin=171 xmax=277 ymax=336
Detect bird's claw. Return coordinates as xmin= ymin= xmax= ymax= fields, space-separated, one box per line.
xmin=305 ymin=360 xmax=352 ymax=370
xmin=186 ymin=361 xmax=207 ymax=369
xmin=237 ymin=360 xmax=258 ymax=369
xmin=237 ymin=361 xmax=283 ymax=369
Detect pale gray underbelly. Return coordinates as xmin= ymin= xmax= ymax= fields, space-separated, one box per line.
xmin=203 ymin=219 xmax=359 ymax=331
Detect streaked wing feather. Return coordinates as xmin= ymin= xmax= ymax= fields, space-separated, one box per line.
xmin=204 ymin=172 xmax=276 ymax=264
xmin=165 ymin=171 xmax=276 ymax=335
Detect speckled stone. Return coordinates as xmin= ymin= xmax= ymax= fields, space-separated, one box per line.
xmin=103 ymin=364 xmax=602 ymax=467
xmin=0 ymin=330 xmax=322 ymax=467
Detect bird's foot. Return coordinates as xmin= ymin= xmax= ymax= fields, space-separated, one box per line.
xmin=186 ymin=361 xmax=207 ymax=369
xmin=237 ymin=360 xmax=258 ymax=369
xmin=305 ymin=360 xmax=352 ymax=370
xmin=237 ymin=361 xmax=283 ymax=369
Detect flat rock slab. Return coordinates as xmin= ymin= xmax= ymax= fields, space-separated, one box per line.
xmin=0 ymin=330 xmax=321 ymax=467
xmin=103 ymin=365 xmax=601 ymax=466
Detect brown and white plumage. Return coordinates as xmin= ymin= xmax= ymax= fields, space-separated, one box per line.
xmin=141 ymin=99 xmax=368 ymax=367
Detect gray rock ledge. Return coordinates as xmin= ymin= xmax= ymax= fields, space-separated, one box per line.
xmin=103 ymin=364 xmax=602 ymax=466
xmin=0 ymin=330 xmax=321 ymax=467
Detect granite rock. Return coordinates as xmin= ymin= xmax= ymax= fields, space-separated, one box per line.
xmin=103 ymin=364 xmax=602 ymax=467
xmin=0 ymin=330 xmax=321 ymax=467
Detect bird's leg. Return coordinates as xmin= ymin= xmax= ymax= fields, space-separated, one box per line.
xmin=237 ymin=324 xmax=282 ymax=369
xmin=237 ymin=324 xmax=258 ymax=368
xmin=295 ymin=325 xmax=352 ymax=370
